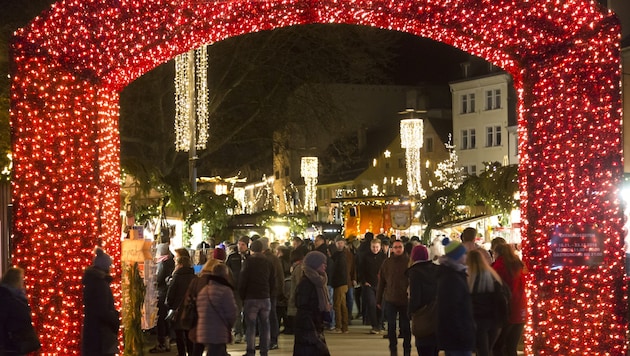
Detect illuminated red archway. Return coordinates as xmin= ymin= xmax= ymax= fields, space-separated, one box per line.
xmin=10 ymin=1 xmax=624 ymax=354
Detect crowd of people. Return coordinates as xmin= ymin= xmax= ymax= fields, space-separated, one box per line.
xmin=0 ymin=227 xmax=526 ymax=356
xmin=140 ymin=227 xmax=526 ymax=356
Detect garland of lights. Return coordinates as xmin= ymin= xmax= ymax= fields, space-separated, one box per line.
xmin=400 ymin=119 xmax=426 ymax=198
xmin=301 ymin=157 xmax=318 ymax=212
xmin=174 ymin=46 xmax=209 ymax=152
xmin=9 ymin=0 xmax=624 ymax=354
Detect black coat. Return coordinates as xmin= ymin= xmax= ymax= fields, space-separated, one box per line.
xmin=436 ymin=263 xmax=475 ymax=352
xmin=0 ymin=284 xmax=36 ymax=356
xmin=82 ymin=267 xmax=120 ymax=356
xmin=293 ymin=276 xmax=330 ymax=356
xmin=156 ymin=256 xmax=175 ymax=299
xmin=329 ymin=250 xmax=348 ymax=288
xmin=166 ymin=266 xmax=196 ymax=330
xmin=406 ymin=261 xmax=439 ymax=315
xmin=406 ymin=261 xmax=439 ymax=345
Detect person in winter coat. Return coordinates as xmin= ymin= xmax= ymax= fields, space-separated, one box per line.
xmin=377 ymin=240 xmax=411 ymax=356
xmin=285 ymin=248 xmax=305 ymax=335
xmin=239 ymin=239 xmax=275 ymax=356
xmin=406 ymin=244 xmax=439 ymax=356
xmin=166 ymin=248 xmax=196 ymax=356
xmin=196 ymin=263 xmax=237 ymax=356
xmin=187 ymin=258 xmax=221 ymax=356
xmin=150 ymin=242 xmax=175 ymax=353
xmin=293 ymin=251 xmax=331 ymax=356
xmin=82 ymin=247 xmax=120 ymax=356
xmin=358 ymin=238 xmax=386 ymax=334
xmin=0 ymin=267 xmax=40 ymax=356
xmin=330 ymin=236 xmax=349 ymax=333
xmin=225 ymin=236 xmax=250 ymax=344
xmin=492 ymin=243 xmax=527 ymax=356
xmin=467 ymin=249 xmax=504 ymax=356
xmin=436 ymin=238 xmax=475 ymax=356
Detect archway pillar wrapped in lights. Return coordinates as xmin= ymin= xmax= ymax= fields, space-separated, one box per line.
xmin=10 ymin=1 xmax=624 ymax=354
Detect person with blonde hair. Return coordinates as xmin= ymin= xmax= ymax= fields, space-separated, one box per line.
xmin=196 ymin=263 xmax=237 ymax=356
xmin=466 ymin=249 xmax=504 ymax=356
xmin=166 ymin=248 xmax=196 ymax=356
xmin=186 ymin=258 xmax=221 ymax=356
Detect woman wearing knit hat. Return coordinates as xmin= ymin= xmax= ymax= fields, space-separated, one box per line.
xmin=406 ymin=244 xmax=439 ymax=356
xmin=293 ymin=251 xmax=331 ymax=356
xmin=82 ymin=247 xmax=119 ymax=355
xmin=436 ymin=238 xmax=475 ymax=356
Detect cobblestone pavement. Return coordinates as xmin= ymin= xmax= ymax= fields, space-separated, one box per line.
xmin=143 ymin=323 xmax=525 ymax=355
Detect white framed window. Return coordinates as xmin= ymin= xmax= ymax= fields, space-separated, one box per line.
xmin=461 ymin=129 xmax=476 ymax=150
xmin=485 ymin=89 xmax=501 ymax=110
xmin=486 ymin=126 xmax=502 ymax=147
xmin=462 ymin=165 xmax=477 ymax=176
xmin=461 ymin=93 xmax=476 ymax=114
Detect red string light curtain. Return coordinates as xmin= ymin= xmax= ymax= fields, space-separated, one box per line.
xmin=10 ymin=0 xmax=624 ymax=354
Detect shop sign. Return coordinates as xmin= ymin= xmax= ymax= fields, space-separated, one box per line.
xmin=389 ymin=205 xmax=412 ymax=230
xmin=122 ymin=239 xmax=153 ymax=262
xmin=549 ymin=225 xmax=604 ymax=267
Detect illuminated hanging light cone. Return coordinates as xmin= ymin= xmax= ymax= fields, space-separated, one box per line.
xmin=174 ymin=45 xmax=209 ymax=152
xmin=400 ymin=119 xmax=425 ymax=198
xmin=301 ymin=157 xmax=318 ymax=212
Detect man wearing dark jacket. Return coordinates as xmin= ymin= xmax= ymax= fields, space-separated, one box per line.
xmin=359 ymin=238 xmax=386 ymax=334
xmin=437 ymin=238 xmax=475 ymax=355
xmin=259 ymin=237 xmax=284 ymax=350
xmin=377 ymin=240 xmax=411 ymax=356
xmin=330 ymin=235 xmax=349 ymax=333
xmin=226 ymin=236 xmax=250 ymax=343
xmin=152 ymin=243 xmax=175 ymax=353
xmin=239 ymin=239 xmax=275 ymax=356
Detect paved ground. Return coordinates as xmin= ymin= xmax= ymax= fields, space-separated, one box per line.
xmin=142 ymin=323 xmax=525 ymax=355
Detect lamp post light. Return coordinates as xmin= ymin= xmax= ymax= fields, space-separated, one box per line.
xmin=301 ymin=157 xmax=318 ymax=213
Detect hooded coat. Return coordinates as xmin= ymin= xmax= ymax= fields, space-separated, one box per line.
xmin=82 ymin=266 xmax=119 ymax=356
xmin=0 ymin=284 xmax=37 ymax=356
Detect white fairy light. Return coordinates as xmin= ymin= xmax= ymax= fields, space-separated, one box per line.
xmin=174 ymin=45 xmax=209 ymax=152
xmin=400 ymin=119 xmax=425 ymax=197
xmin=301 ymin=157 xmax=318 ymax=212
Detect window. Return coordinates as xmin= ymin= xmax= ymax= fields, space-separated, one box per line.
xmin=284 ymin=166 xmax=289 ymax=177
xmin=469 ymin=165 xmax=477 ymax=176
xmin=462 ymin=129 xmax=476 ymax=150
xmin=425 ymin=137 xmax=434 ymax=153
xmin=486 ymin=126 xmax=502 ymax=147
xmin=485 ymin=89 xmax=501 ymax=110
xmin=398 ymin=158 xmax=405 ymax=169
xmin=461 ymin=93 xmax=476 ymax=113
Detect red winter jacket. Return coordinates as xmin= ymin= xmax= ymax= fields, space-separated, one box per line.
xmin=492 ymin=257 xmax=527 ymax=324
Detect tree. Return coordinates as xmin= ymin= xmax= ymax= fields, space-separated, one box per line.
xmin=420 ymin=163 xmax=519 ymax=238
xmin=120 ymin=24 xmax=403 ymax=205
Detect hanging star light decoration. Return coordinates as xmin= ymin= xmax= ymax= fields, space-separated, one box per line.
xmin=9 ymin=1 xmax=624 ymax=355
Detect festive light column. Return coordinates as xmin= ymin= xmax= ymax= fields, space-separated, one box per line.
xmin=400 ymin=119 xmax=425 ymax=198
xmin=174 ymin=45 xmax=209 ymax=191
xmin=301 ymin=157 xmax=318 ymax=213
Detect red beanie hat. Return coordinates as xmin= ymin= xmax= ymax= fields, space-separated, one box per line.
xmin=411 ymin=244 xmax=429 ymax=262
xmin=212 ymin=247 xmax=226 ymax=261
